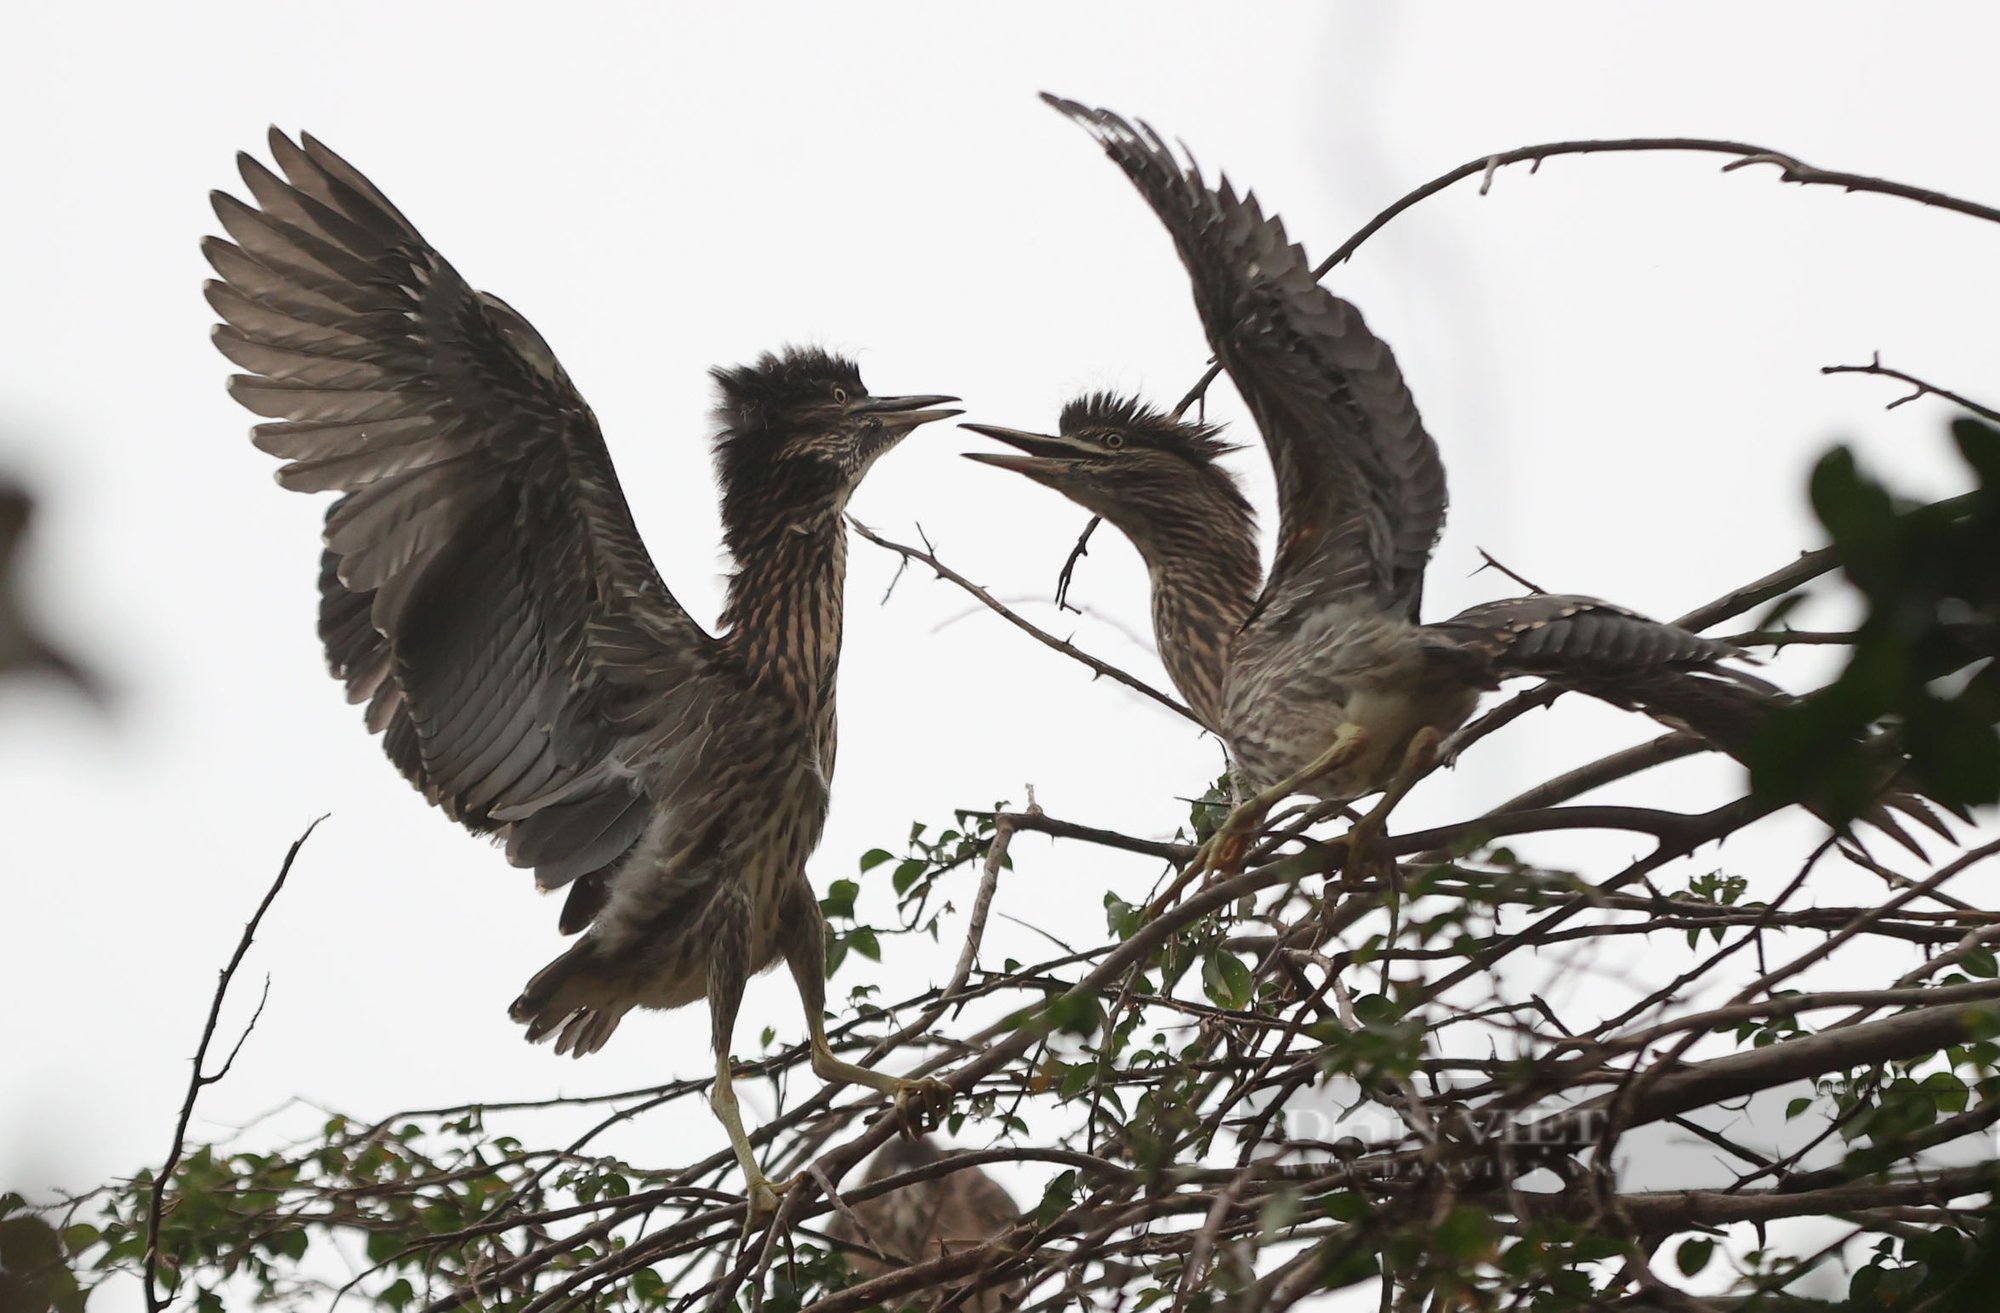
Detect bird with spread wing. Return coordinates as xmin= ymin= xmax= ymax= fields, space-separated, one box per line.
xmin=967 ymin=98 xmax=1950 ymax=887
xmin=206 ymin=130 xmax=959 ymax=1219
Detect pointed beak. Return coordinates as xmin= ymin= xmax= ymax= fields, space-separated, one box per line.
xmin=959 ymin=422 xmax=1094 ymax=475
xmin=852 ymin=393 xmax=963 ymax=434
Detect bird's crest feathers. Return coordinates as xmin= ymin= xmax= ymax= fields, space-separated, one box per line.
xmin=1059 ymin=391 xmax=1236 ymax=463
xmin=710 ymin=347 xmax=863 ymax=438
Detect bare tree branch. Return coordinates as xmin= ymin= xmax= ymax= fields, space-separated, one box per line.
xmin=850 ymin=517 xmax=1194 ymax=722
xmin=1823 ymin=352 xmax=2000 ymax=423
xmin=145 ymin=816 xmax=324 ymax=1313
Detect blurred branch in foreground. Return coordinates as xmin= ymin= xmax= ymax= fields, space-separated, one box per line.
xmin=0 ymin=482 xmax=104 ymax=706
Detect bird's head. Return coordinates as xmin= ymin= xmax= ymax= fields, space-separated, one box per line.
xmin=711 ymin=347 xmax=958 ymax=539
xmin=962 ymin=392 xmax=1251 ymax=546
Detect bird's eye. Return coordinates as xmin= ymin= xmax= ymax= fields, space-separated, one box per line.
xmin=832 ymin=386 xmax=849 ymax=404
xmin=1103 ymin=433 xmax=1125 ymax=449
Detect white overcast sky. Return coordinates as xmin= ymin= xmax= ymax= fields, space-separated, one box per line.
xmin=4 ymin=0 xmax=1999 ymax=1248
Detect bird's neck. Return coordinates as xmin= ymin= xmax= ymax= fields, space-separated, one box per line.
xmin=1133 ymin=510 xmax=1262 ymax=733
xmin=719 ymin=513 xmax=849 ymax=737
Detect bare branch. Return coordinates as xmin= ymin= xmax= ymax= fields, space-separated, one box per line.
xmin=1053 ymin=515 xmax=1103 ymax=613
xmin=850 ymin=517 xmax=1194 ymax=722
xmin=1823 ymin=353 xmax=2000 ymax=423
xmin=145 ymin=816 xmax=324 ymax=1313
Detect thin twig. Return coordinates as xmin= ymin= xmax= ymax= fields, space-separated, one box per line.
xmin=1823 ymin=353 xmax=2000 ymax=424
xmin=145 ymin=816 xmax=324 ymax=1313
xmin=850 ymin=517 xmax=1194 ymax=721
xmin=1472 ymin=548 xmax=1548 ymax=596
xmin=1054 ymin=516 xmax=1103 ymax=613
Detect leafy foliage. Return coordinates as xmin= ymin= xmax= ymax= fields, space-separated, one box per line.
xmin=1753 ymin=418 xmax=2000 ymax=819
xmin=30 ymin=444 xmax=2000 ymax=1311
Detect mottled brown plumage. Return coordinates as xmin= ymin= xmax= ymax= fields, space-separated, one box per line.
xmin=208 ymin=130 xmax=959 ymax=1217
xmin=965 ymin=99 xmax=1951 ymax=854
xmin=826 ymin=1138 xmax=1020 ymax=1310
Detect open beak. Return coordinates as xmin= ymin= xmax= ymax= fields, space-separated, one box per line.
xmin=852 ymin=393 xmax=963 ymax=434
xmin=959 ymin=422 xmax=1096 ymax=475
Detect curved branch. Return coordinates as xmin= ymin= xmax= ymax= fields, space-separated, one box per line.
xmin=1822 ymin=353 xmax=2000 ymax=423
xmin=1175 ymin=137 xmax=2000 ymax=416
xmin=850 ymin=517 xmax=1195 ymax=722
xmin=1321 ymin=138 xmax=2000 ymax=279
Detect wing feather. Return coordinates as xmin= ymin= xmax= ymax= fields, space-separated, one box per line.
xmin=1046 ymin=96 xmax=1448 ymax=620
xmin=211 ymin=129 xmax=722 ymax=897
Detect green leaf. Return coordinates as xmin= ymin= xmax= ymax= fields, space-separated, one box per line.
xmin=1676 ymin=1236 xmax=1715 ymax=1276
xmin=1034 ymin=1170 xmax=1078 ymax=1226
xmin=1952 ymin=417 xmax=2000 ymax=488
xmin=1810 ymin=445 xmax=1898 ymax=567
xmin=1923 ymin=1069 xmax=1971 ymax=1115
xmin=1258 ymin=1191 xmax=1299 ymax=1238
xmin=0 ymin=1215 xmax=62 ymax=1271
xmin=1319 ymin=1192 xmax=1369 ymax=1224
xmin=1432 ymin=1205 xmax=1499 ymax=1263
xmin=858 ymin=847 xmax=893 ymax=873
xmin=1201 ymin=951 xmax=1253 ymax=1010
xmin=1046 ymin=993 xmax=1104 ymax=1038
xmin=1104 ymin=893 xmax=1140 ymax=941
xmin=821 ymin=879 xmax=859 ymax=920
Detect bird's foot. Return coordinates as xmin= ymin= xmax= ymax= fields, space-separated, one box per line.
xmin=1341 ymin=810 xmax=1395 ymax=883
xmin=1146 ymin=726 xmax=1374 ymax=924
xmin=740 ymin=1167 xmax=806 ymax=1239
xmin=807 ymin=1045 xmax=953 ymax=1132
xmin=1212 ymin=824 xmax=1252 ymax=874
xmin=889 ymin=1076 xmax=953 ymax=1136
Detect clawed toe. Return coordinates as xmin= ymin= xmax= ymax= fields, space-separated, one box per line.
xmin=1212 ymin=826 xmax=1250 ymax=873
xmin=891 ymin=1077 xmax=953 ymax=1135
xmin=1342 ymin=818 xmax=1393 ymax=882
xmin=741 ymin=1172 xmax=787 ymax=1237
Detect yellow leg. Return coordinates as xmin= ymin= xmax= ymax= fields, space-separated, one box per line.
xmin=778 ymin=883 xmax=954 ymax=1139
xmin=711 ymin=1050 xmax=791 ymax=1232
xmin=1146 ymin=724 xmax=1372 ymax=922
xmin=806 ymin=1010 xmax=953 ymax=1134
xmin=1341 ymin=727 xmax=1442 ymax=880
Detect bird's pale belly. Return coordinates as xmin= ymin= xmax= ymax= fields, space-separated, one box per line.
xmin=629 ymin=814 xmax=817 ymax=1006
xmin=1230 ymin=675 xmax=1479 ymax=803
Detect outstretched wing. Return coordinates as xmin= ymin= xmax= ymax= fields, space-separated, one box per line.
xmin=208 ymin=130 xmax=725 ymax=910
xmin=1046 ymin=95 xmax=1447 ymax=621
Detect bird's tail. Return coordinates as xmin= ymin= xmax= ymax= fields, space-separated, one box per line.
xmin=1612 ymin=668 xmax=1959 ymax=854
xmin=1438 ymin=595 xmax=1961 ymax=857
xmin=510 ymin=943 xmax=633 ymax=1057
